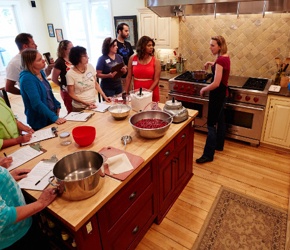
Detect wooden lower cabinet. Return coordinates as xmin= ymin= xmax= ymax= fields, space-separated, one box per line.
xmin=156 ymin=123 xmax=194 ymax=224
xmin=262 ymin=95 xmax=290 ymax=149
xmin=31 ymin=123 xmax=194 ymax=249
xmin=159 ymin=79 xmax=170 ymax=104
xmin=98 ymin=161 xmax=157 ymax=250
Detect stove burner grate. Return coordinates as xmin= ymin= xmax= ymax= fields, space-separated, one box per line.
xmin=242 ymin=77 xmax=268 ymax=91
xmin=175 ymin=71 xmax=213 ymax=83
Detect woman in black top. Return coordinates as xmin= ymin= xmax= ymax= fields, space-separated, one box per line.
xmin=51 ymin=40 xmax=74 ymax=113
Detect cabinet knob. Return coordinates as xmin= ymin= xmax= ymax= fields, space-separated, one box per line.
xmin=132 ymin=225 xmax=139 ymax=234
xmin=165 ymin=151 xmax=170 ymax=156
xmin=129 ymin=191 xmax=137 ymax=200
xmin=181 ymin=134 xmax=186 ymax=139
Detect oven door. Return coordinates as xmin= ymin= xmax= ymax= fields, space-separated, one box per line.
xmin=169 ymin=93 xmax=208 ymax=131
xmin=224 ymin=102 xmax=265 ymax=145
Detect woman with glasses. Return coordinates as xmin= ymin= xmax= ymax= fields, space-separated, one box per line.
xmin=96 ymin=37 xmax=127 ymax=97
xmin=124 ymin=36 xmax=161 ymax=102
xmin=51 ymin=40 xmax=74 ymax=113
xmin=196 ymin=35 xmax=231 ymax=164
xmin=19 ymin=49 xmax=66 ymax=131
xmin=66 ymin=46 xmax=110 ymax=112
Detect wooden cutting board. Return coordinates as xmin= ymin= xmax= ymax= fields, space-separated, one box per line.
xmin=99 ymin=146 xmax=144 ymax=181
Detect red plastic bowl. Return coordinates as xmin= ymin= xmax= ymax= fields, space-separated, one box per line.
xmin=72 ymin=126 xmax=96 ymax=147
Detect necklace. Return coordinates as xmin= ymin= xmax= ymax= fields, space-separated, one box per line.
xmin=36 ymin=73 xmax=43 ymax=81
xmin=75 ymin=66 xmax=86 ymax=74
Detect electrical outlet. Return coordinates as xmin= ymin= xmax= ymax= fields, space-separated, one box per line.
xmin=86 ymin=221 xmax=92 ymax=234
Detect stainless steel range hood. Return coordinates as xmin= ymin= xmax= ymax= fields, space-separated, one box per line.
xmin=146 ymin=0 xmax=290 ymax=17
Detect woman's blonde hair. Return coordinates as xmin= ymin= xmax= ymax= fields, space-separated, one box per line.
xmin=211 ymin=35 xmax=227 ymax=55
xmin=21 ymin=48 xmax=38 ymax=73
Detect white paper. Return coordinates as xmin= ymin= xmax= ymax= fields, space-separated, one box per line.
xmin=21 ymin=128 xmax=56 ymax=146
xmin=18 ymin=161 xmax=55 ymax=191
xmin=92 ymin=102 xmax=111 ymax=113
xmin=106 ymin=153 xmax=133 ymax=175
xmin=268 ymin=85 xmax=281 ymax=92
xmin=7 ymin=146 xmax=44 ymax=171
xmin=65 ymin=112 xmax=94 ymax=121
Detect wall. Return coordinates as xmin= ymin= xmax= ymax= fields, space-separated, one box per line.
xmin=40 ymin=0 xmax=145 ymax=57
xmin=179 ymin=13 xmax=290 ymax=80
xmin=0 ymin=0 xmax=50 ymax=53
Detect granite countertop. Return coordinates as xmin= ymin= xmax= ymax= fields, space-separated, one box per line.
xmin=160 ymin=71 xmax=180 ymax=80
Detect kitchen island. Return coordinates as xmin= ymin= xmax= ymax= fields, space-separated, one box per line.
xmin=2 ymin=106 xmax=198 ymax=249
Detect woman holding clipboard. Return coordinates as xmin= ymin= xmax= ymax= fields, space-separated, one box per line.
xmin=96 ymin=37 xmax=127 ymax=97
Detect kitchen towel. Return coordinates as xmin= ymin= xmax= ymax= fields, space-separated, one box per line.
xmin=106 ymin=153 xmax=133 ymax=175
xmin=99 ymin=146 xmax=144 ymax=181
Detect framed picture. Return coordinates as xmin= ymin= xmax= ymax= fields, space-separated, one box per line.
xmin=114 ymin=15 xmax=138 ymax=49
xmin=47 ymin=23 xmax=55 ymax=37
xmin=55 ymin=29 xmax=63 ymax=42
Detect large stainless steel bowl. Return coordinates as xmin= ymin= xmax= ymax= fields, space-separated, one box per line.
xmin=49 ymin=151 xmax=105 ymax=201
xmin=108 ymin=104 xmax=131 ymax=120
xmin=129 ymin=110 xmax=173 ymax=139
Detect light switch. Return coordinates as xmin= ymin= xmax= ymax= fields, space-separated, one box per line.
xmin=86 ymin=221 xmax=92 ymax=234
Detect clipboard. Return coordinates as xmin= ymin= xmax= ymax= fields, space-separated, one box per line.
xmin=65 ymin=112 xmax=95 ymax=121
xmin=21 ymin=127 xmax=57 ymax=146
xmin=7 ymin=143 xmax=47 ymax=171
xmin=111 ymin=62 xmax=124 ymax=79
xmin=18 ymin=155 xmax=58 ymax=191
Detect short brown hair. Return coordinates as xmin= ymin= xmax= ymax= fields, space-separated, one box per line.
xmin=21 ymin=48 xmax=38 ymax=73
xmin=211 ymin=35 xmax=227 ymax=55
xmin=15 ymin=33 xmax=33 ymax=51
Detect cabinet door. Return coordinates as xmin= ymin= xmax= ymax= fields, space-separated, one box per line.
xmin=139 ymin=12 xmax=155 ymax=41
xmin=158 ymin=80 xmax=170 ymax=104
xmin=263 ymin=97 xmax=290 ymax=147
xmin=138 ymin=8 xmax=179 ymax=49
xmin=154 ymin=17 xmax=171 ymax=47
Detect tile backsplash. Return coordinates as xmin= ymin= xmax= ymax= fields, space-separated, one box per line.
xmin=178 ymin=13 xmax=290 ymax=80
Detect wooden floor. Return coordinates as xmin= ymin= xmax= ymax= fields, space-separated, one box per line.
xmin=7 ymin=87 xmax=290 ymax=250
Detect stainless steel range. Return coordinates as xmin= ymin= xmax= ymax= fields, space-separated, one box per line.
xmin=169 ymin=71 xmax=272 ymax=146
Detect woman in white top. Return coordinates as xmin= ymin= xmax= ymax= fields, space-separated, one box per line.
xmin=66 ymin=46 xmax=110 ymax=112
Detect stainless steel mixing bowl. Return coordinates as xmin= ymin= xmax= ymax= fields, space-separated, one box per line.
xmin=108 ymin=104 xmax=131 ymax=120
xmin=49 ymin=151 xmax=105 ymax=201
xmin=129 ymin=110 xmax=173 ymax=139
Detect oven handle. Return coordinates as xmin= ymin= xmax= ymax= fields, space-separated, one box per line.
xmin=169 ymin=93 xmax=209 ymax=102
xmin=225 ymin=102 xmax=264 ymax=111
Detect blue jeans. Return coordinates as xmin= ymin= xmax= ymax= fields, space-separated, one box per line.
xmin=202 ymin=105 xmax=226 ymax=159
xmin=102 ymin=85 xmax=122 ymax=98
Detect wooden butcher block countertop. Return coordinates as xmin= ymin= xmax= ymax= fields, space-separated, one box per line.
xmin=2 ymin=104 xmax=198 ymax=231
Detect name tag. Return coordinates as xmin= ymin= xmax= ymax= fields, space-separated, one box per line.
xmin=105 ymin=59 xmax=111 ymax=64
xmin=86 ymin=72 xmax=93 ymax=78
xmin=132 ymin=61 xmax=137 ymax=66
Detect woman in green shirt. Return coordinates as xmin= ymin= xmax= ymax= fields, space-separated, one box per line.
xmin=0 ymin=98 xmax=34 ymax=149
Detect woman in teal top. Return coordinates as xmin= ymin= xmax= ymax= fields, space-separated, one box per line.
xmin=0 ymin=97 xmax=34 ymax=149
xmin=19 ymin=49 xmax=66 ymax=130
xmin=0 ymin=159 xmax=57 ymax=249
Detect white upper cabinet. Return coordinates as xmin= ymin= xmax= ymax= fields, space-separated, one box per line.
xmin=138 ymin=8 xmax=179 ymax=49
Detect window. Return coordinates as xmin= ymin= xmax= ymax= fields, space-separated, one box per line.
xmin=0 ymin=2 xmax=21 ymax=73
xmin=61 ymin=0 xmax=113 ymax=66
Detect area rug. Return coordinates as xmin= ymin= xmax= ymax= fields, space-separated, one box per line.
xmin=192 ymin=187 xmax=287 ymax=250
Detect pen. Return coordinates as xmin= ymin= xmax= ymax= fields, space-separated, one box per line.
xmin=35 ymin=170 xmax=52 ymax=186
xmin=3 ymin=152 xmax=7 ymax=157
